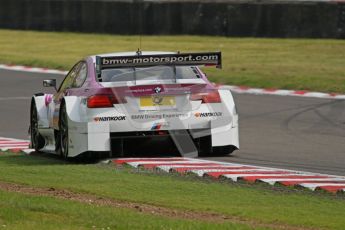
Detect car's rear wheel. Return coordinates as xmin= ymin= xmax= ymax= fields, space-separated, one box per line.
xmin=58 ymin=103 xmax=69 ymax=159
xmin=30 ymin=101 xmax=45 ymax=151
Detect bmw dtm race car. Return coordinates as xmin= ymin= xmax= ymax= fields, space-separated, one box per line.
xmin=30 ymin=51 xmax=239 ymax=158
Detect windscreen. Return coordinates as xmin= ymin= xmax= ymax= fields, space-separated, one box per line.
xmin=101 ymin=66 xmax=203 ymax=82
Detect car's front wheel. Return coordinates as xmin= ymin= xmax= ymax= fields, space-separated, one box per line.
xmin=58 ymin=103 xmax=69 ymax=159
xmin=30 ymin=101 xmax=45 ymax=151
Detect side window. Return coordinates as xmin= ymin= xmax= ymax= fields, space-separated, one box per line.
xmin=73 ymin=62 xmax=87 ymax=88
xmin=58 ymin=62 xmax=81 ymax=92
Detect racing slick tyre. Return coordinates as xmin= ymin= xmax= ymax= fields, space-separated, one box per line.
xmin=30 ymin=101 xmax=45 ymax=151
xmin=58 ymin=103 xmax=69 ymax=159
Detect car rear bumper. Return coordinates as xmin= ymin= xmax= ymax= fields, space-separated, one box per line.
xmin=66 ymin=118 xmax=239 ymax=157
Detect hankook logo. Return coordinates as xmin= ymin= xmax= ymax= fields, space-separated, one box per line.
xmin=194 ymin=112 xmax=222 ymax=117
xmin=94 ymin=116 xmax=126 ymax=122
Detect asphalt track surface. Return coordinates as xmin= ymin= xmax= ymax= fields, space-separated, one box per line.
xmin=1 ymin=69 xmax=344 ymax=176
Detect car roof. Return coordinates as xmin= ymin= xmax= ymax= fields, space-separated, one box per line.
xmin=89 ymin=51 xmax=176 ymax=62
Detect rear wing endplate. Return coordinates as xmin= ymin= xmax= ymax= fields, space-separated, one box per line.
xmin=95 ymin=52 xmax=221 ymax=77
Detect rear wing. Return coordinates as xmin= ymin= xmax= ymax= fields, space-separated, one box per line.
xmin=96 ymin=52 xmax=221 ymax=77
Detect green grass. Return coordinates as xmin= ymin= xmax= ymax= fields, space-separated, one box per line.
xmin=0 ymin=190 xmax=254 ymax=230
xmin=0 ymin=153 xmax=345 ymax=229
xmin=1 ymin=29 xmax=345 ymax=93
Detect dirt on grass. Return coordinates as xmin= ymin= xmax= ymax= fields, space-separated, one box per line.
xmin=0 ymin=181 xmax=317 ymax=230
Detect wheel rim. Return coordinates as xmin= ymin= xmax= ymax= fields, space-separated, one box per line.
xmin=30 ymin=106 xmax=39 ymax=149
xmin=60 ymin=107 xmax=68 ymax=158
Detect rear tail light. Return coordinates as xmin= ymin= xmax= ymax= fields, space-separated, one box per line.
xmin=190 ymin=91 xmax=221 ymax=103
xmin=87 ymin=95 xmax=127 ymax=108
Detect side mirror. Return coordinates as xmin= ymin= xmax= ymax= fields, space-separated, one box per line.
xmin=43 ymin=79 xmax=57 ymax=91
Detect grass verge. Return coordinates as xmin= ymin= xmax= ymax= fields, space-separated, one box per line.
xmin=0 ymin=189 xmax=254 ymax=230
xmin=1 ymin=29 xmax=345 ymax=93
xmin=0 ymin=153 xmax=344 ymax=229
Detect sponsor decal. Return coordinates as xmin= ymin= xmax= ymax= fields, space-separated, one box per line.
xmin=125 ymin=88 xmax=153 ymax=93
xmin=131 ymin=113 xmax=188 ymax=120
xmin=154 ymin=86 xmax=162 ymax=94
xmin=94 ymin=116 xmax=126 ymax=122
xmin=99 ymin=52 xmax=221 ymax=69
xmin=151 ymin=122 xmax=169 ymax=130
xmin=123 ymin=84 xmax=201 ymax=96
xmin=194 ymin=112 xmax=222 ymax=118
xmin=125 ymin=87 xmax=190 ymax=94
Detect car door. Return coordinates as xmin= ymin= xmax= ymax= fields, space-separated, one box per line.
xmin=50 ymin=62 xmax=81 ymax=129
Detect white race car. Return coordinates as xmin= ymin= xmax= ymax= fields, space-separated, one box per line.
xmin=30 ymin=51 xmax=239 ymax=158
